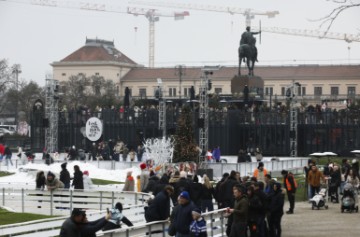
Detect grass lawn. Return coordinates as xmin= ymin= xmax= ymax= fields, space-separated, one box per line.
xmin=0 ymin=171 xmax=14 ymax=177
xmin=91 ymin=178 xmax=123 ymax=185
xmin=0 ymin=208 xmax=52 ymax=225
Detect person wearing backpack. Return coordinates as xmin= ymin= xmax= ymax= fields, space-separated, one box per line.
xmin=281 ymin=170 xmax=297 ymax=214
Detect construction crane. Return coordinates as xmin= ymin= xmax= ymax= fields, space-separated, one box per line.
xmin=3 ymin=0 xmax=189 ymax=68
xmin=127 ymin=7 xmax=189 ymax=68
xmin=129 ymin=0 xmax=279 ymax=27
xmin=252 ymin=26 xmax=360 ymax=43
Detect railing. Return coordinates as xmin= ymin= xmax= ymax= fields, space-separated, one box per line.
xmin=0 ymin=188 xmax=151 ymax=216
xmin=101 ymin=208 xmax=227 ymax=237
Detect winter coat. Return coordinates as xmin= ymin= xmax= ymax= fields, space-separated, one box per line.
xmin=330 ymin=170 xmax=341 ymax=187
xmin=140 ymin=171 xmax=149 ymax=192
xmin=145 ymin=190 xmax=171 ymax=222
xmin=46 ymin=177 xmax=64 ymax=191
xmin=153 ymin=174 xmax=169 ymax=196
xmin=72 ymin=171 xmax=84 ymax=190
xmin=60 ymin=169 xmax=71 ymax=187
xmin=173 ymin=201 xmax=196 ymax=234
xmin=83 ymin=175 xmax=93 ymax=190
xmin=190 ymin=218 xmax=208 ymax=237
xmin=307 ymin=168 xmax=324 ymax=187
xmin=232 ymin=195 xmax=248 ymax=224
xmin=78 ymin=217 xmax=108 ymax=237
xmin=174 ymin=177 xmax=191 ymax=199
xmin=36 ymin=175 xmax=46 ymax=190
xmin=123 ymin=175 xmax=135 ymax=191
xmin=201 ymin=185 xmax=214 ymax=201
xmin=59 ymin=217 xmax=81 ymax=237
xmin=219 ymin=176 xmax=239 ymax=206
xmin=143 ymin=175 xmax=159 ymax=193
xmin=268 ymin=189 xmax=284 ymax=217
xmin=212 ymin=148 xmax=221 ymax=161
xmin=247 ymin=194 xmax=262 ymax=222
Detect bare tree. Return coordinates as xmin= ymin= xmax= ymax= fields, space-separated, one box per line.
xmin=60 ymin=74 xmax=90 ymax=110
xmin=0 ymin=59 xmax=17 ymax=113
xmin=90 ymin=75 xmax=105 ymax=95
xmin=315 ymin=0 xmax=360 ymax=33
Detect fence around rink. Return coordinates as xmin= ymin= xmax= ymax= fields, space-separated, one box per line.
xmin=0 ymin=188 xmax=151 ymax=216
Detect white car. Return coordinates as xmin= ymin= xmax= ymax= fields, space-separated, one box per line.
xmin=0 ymin=128 xmax=15 ymax=136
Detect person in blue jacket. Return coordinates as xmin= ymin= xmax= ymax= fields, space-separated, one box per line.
xmin=173 ymin=191 xmax=196 ymax=237
xmin=212 ymin=146 xmax=221 ymax=163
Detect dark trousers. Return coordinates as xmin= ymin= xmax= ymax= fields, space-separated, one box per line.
xmin=310 ymin=186 xmax=320 ymax=199
xmin=287 ymin=191 xmax=295 ymax=212
xmin=269 ymin=214 xmax=282 ymax=237
xmin=257 ymin=215 xmax=266 ymax=237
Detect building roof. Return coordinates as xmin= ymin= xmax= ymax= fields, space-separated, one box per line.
xmin=60 ymin=38 xmax=138 ymax=66
xmin=122 ymin=64 xmax=360 ymax=81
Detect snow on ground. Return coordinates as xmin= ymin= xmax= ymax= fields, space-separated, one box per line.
xmin=0 ymin=160 xmax=141 ymax=187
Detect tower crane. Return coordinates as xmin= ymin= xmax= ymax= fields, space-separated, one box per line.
xmin=127 ymin=7 xmax=189 ymax=68
xmin=252 ymin=26 xmax=360 ymax=43
xmin=3 ymin=0 xmax=189 ymax=68
xmin=129 ymin=0 xmax=279 ymax=27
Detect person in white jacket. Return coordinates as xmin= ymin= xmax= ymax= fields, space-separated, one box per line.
xmin=82 ymin=170 xmax=93 ymax=190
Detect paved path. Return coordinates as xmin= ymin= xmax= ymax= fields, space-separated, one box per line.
xmin=282 ymin=201 xmax=360 ymax=237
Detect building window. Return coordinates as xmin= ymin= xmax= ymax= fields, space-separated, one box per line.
xmin=302 ymin=87 xmax=306 ymax=96
xmin=265 ymin=87 xmax=273 ymax=96
xmin=184 ymin=88 xmax=190 ymax=97
xmin=95 ymin=72 xmax=100 ymax=76
xmin=139 ymin=88 xmax=146 ymax=98
xmin=314 ymin=87 xmax=322 ymax=96
xmin=348 ymin=86 xmax=356 ymax=96
xmin=281 ymin=87 xmax=285 ymax=96
xmin=61 ymin=73 xmax=66 ymax=76
xmin=169 ymin=88 xmax=176 ymax=97
xmin=214 ymin=88 xmax=222 ymax=94
xmin=331 ymin=87 xmax=339 ymax=96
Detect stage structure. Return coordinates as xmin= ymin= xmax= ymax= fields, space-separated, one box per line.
xmin=45 ymin=76 xmax=59 ymax=153
xmin=199 ymin=66 xmax=220 ymax=163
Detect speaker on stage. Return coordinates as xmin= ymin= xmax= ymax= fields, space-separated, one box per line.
xmin=196 ymin=169 xmax=213 ymax=180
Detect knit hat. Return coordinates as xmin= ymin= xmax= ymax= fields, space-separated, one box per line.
xmin=71 ymin=208 xmax=85 ymax=216
xmin=140 ymin=163 xmax=147 ymax=170
xmin=47 ymin=171 xmax=55 ymax=178
xmin=179 ymin=191 xmax=190 ymax=200
xmin=83 ymin=170 xmax=89 ymax=176
xmin=192 ymin=208 xmax=201 ymax=215
xmin=61 ymin=162 xmax=67 ymax=169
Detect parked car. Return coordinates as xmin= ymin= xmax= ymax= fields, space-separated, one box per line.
xmin=0 ymin=128 xmax=16 ymax=136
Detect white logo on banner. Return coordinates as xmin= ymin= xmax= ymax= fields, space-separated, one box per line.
xmin=85 ymin=117 xmax=103 ymax=141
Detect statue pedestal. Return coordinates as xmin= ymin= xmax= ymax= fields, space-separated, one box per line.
xmin=231 ymin=75 xmax=264 ymax=95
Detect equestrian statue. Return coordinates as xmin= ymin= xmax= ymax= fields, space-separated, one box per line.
xmin=238 ymin=26 xmax=260 ymax=76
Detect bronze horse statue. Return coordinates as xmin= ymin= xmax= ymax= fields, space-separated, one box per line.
xmin=238 ymin=44 xmax=256 ymax=76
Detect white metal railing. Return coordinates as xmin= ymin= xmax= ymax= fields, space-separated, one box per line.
xmin=0 ymin=188 xmax=151 ymax=216
xmin=101 ymin=208 xmax=227 ymax=237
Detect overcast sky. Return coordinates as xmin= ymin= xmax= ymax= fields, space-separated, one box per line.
xmin=1 ymin=0 xmax=359 ymax=86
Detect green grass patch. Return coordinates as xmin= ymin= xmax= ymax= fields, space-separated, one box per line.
xmin=0 ymin=208 xmax=52 ymax=225
xmin=0 ymin=171 xmax=14 ymax=177
xmin=91 ymin=178 xmax=123 ymax=185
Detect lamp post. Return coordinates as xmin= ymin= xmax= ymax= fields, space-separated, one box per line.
xmin=12 ymin=64 xmax=21 ymax=129
xmin=157 ymin=78 xmax=166 ymax=138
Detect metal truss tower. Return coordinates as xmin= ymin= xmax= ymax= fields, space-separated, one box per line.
xmin=45 ymin=76 xmax=59 ymax=153
xmin=157 ymin=78 xmax=166 ymax=137
xmin=199 ymin=66 xmax=220 ymax=163
xmin=289 ymin=81 xmax=301 ymax=157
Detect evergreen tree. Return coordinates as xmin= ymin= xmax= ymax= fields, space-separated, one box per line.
xmin=173 ymin=105 xmax=199 ymax=163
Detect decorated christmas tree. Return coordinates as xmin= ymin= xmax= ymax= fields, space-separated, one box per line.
xmin=173 ymin=105 xmax=199 ymax=163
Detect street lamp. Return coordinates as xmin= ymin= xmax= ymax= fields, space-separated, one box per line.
xmin=12 ymin=64 xmax=21 ymax=128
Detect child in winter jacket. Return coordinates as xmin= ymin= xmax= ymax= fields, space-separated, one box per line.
xmin=189 ymin=208 xmax=207 ymax=237
xmin=102 ymin=202 xmax=133 ymax=231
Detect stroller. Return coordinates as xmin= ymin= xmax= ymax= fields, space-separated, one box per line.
xmin=310 ymin=187 xmax=329 ymax=210
xmin=341 ymin=183 xmax=359 ymax=213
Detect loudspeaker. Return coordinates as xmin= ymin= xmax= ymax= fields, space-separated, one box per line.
xmin=196 ymin=169 xmax=213 ymax=180
xmin=43 ymin=118 xmax=49 ymax=128
xmin=197 ymin=118 xmax=204 ymax=128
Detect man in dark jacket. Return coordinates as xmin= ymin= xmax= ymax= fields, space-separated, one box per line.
xmin=72 ymin=165 xmax=84 ymax=190
xmin=227 ymin=184 xmax=248 ymax=237
xmin=190 ymin=175 xmax=203 ymax=208
xmin=145 ymin=185 xmax=174 ymax=222
xmin=173 ymin=191 xmax=196 ymax=236
xmin=268 ymin=182 xmax=284 ymax=237
xmin=60 ymin=163 xmax=71 ymax=189
xmin=281 ymin=170 xmax=297 ymax=214
xmin=59 ymin=208 xmax=110 ymax=237
xmin=214 ymin=172 xmax=229 ymax=209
